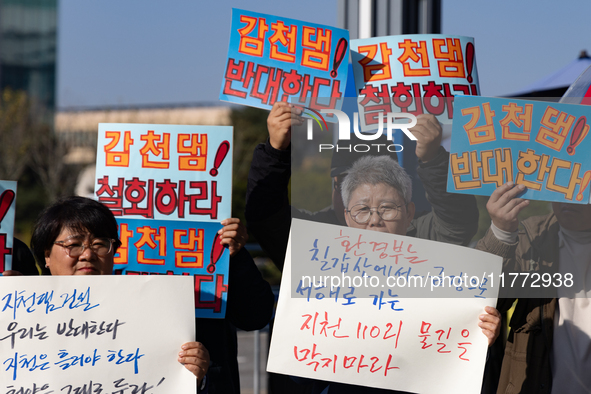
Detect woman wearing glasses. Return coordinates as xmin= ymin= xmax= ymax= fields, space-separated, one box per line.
xmin=341 ymin=155 xmax=415 ymax=236
xmin=310 ymin=155 xmax=501 ymax=394
xmin=28 ymin=196 xmax=209 ymax=387
xmin=341 ymin=155 xmax=499 ymax=338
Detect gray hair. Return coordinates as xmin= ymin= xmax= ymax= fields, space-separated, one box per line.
xmin=341 ymin=155 xmax=412 ymax=208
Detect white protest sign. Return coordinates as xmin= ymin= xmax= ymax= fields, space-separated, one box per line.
xmin=267 ymin=219 xmax=502 ymax=394
xmin=0 ymin=276 xmax=196 ymax=393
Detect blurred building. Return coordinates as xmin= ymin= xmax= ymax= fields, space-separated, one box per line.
xmin=0 ymin=0 xmax=57 ymax=111
xmin=55 ymin=104 xmax=232 ymax=196
xmin=56 ymin=104 xmax=232 ymax=164
xmin=338 ymin=0 xmax=440 ymax=39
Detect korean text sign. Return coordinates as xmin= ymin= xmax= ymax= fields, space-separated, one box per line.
xmin=267 ymin=219 xmax=501 ymax=393
xmin=95 ymin=124 xmax=232 ymax=221
xmin=114 ymin=218 xmax=229 ymax=319
xmin=220 ymin=8 xmax=349 ymax=111
xmin=447 ymin=96 xmax=591 ymax=203
xmin=0 ymin=181 xmax=16 ymax=273
xmin=350 ymin=34 xmax=479 ymax=131
xmin=94 ymin=124 xmax=233 ymax=318
xmin=0 ymin=276 xmax=196 ymax=392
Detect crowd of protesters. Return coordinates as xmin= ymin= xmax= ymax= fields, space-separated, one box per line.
xmin=4 ymin=99 xmax=590 ymax=394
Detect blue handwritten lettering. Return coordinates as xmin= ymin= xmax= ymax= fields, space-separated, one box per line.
xmin=107 ymin=348 xmax=144 ymax=374
xmin=54 ymin=349 xmax=101 ymax=371
xmin=1 ymin=288 xmax=99 ymax=320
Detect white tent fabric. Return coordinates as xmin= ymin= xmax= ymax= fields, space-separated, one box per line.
xmin=560 ymin=63 xmax=591 ymax=104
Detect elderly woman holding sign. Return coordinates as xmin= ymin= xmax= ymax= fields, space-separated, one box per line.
xmin=27 ymin=196 xmax=210 ymax=387
xmin=304 ymin=153 xmax=502 ymax=394
xmin=341 ymin=155 xmax=502 ymax=345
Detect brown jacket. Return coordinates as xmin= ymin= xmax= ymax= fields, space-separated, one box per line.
xmin=477 ymin=214 xmax=559 ymax=394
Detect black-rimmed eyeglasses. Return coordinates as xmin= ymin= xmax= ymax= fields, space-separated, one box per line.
xmin=345 ymin=203 xmax=405 ymax=224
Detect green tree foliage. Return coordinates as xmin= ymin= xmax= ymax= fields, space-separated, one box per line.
xmin=0 ymin=89 xmax=35 ymax=180
xmin=0 ymin=88 xmax=80 ymax=241
xmin=28 ymin=123 xmax=78 ymax=203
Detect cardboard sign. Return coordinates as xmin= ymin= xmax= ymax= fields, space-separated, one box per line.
xmin=267 ymin=219 xmax=501 ymax=393
xmin=447 ymin=96 xmax=591 ymax=203
xmin=0 ymin=181 xmax=17 ymax=273
xmin=220 ymin=8 xmax=349 ymax=112
xmin=0 ymin=276 xmax=196 ymax=392
xmin=94 ymin=124 xmax=233 ymax=318
xmin=350 ymin=34 xmax=480 ymax=131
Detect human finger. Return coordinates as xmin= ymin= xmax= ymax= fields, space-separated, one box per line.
xmin=220 ymin=230 xmax=242 ymax=244
xmin=220 ymin=218 xmax=241 ymax=227
xmin=479 ymin=307 xmax=501 ymax=346
xmin=410 ymin=115 xmax=442 ymax=162
xmin=507 ymin=199 xmax=530 ymax=217
xmin=419 ymin=113 xmax=439 ymax=128
xmin=488 ymin=182 xmax=523 ymax=204
xmin=270 ymin=100 xmax=290 ymax=113
xmin=271 ymin=102 xmax=303 ymax=120
xmin=179 ymin=342 xmax=210 ymax=364
xmin=490 ymin=186 xmax=528 ymax=215
xmin=181 ymin=362 xmax=207 ymax=381
xmin=218 ymin=220 xmax=248 ymax=240
xmin=485 ymin=305 xmax=501 ymax=316
xmin=273 ymin=110 xmax=298 ymax=128
xmin=488 ymin=182 xmax=515 ymax=204
xmin=220 ymin=228 xmax=239 ymax=238
xmin=487 ymin=183 xmax=526 ymax=220
xmin=411 ymin=114 xmax=438 ymax=129
xmin=497 ymin=183 xmax=526 ymax=205
xmin=480 ymin=327 xmax=496 ymax=346
xmin=179 ymin=347 xmax=209 ymax=361
xmin=2 ymin=270 xmax=23 ymax=276
xmin=218 ymin=221 xmax=248 ymax=256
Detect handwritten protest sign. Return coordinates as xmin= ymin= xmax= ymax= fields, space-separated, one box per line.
xmin=0 ymin=275 xmax=196 ymax=393
xmin=350 ymin=34 xmax=480 ymax=131
xmin=220 ymin=8 xmax=349 ymax=112
xmin=95 ymin=124 xmax=233 ymax=318
xmin=267 ymin=219 xmax=501 ymax=393
xmin=0 ymin=181 xmax=16 ymax=273
xmin=447 ymin=96 xmax=591 ymax=203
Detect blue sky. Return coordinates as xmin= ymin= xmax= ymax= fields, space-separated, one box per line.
xmin=57 ymin=0 xmax=591 ymax=109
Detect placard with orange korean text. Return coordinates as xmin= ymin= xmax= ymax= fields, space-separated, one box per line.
xmin=267 ymin=219 xmax=502 ymax=393
xmin=447 ymin=96 xmax=591 ymax=203
xmin=112 ymin=218 xmax=228 ymax=319
xmin=95 ymin=124 xmax=232 ymax=221
xmin=0 ymin=180 xmax=16 ymax=273
xmin=94 ymin=123 xmax=233 ymax=318
xmin=219 ymin=8 xmax=349 ymax=112
xmin=350 ymin=34 xmax=479 ymax=132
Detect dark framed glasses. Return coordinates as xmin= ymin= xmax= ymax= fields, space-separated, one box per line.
xmin=346 ymin=203 xmax=405 ymax=224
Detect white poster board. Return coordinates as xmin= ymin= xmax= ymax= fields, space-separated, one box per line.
xmin=268 ymin=219 xmax=502 ymax=393
xmin=0 ymin=276 xmax=196 ymax=393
